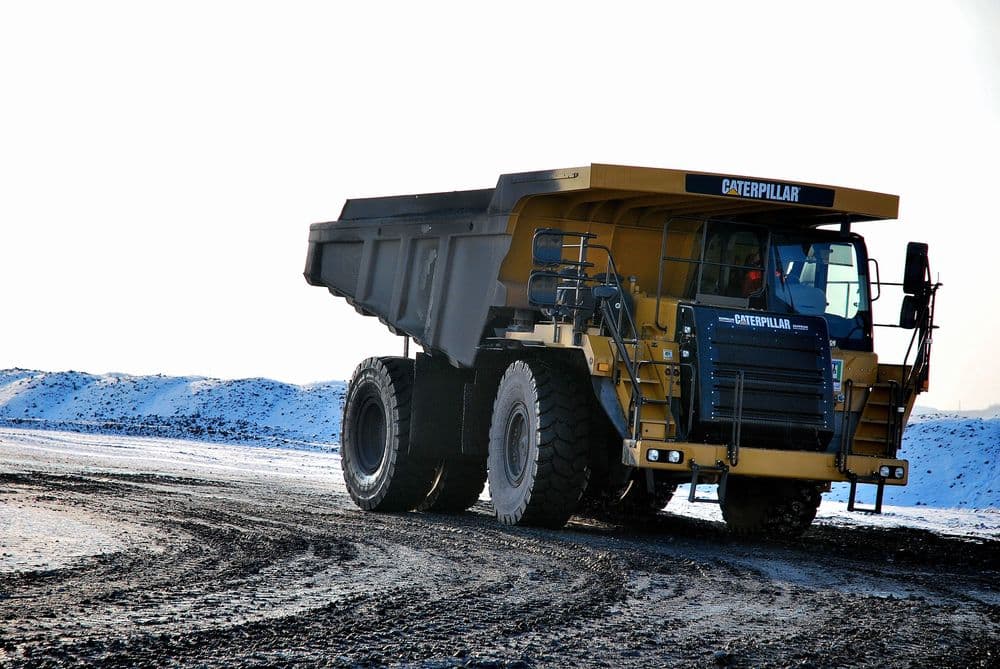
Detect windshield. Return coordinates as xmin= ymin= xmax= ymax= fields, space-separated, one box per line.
xmin=768 ymin=235 xmax=872 ymax=350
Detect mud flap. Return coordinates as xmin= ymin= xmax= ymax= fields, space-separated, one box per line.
xmin=459 ymin=358 xmax=506 ymax=457
xmin=593 ymin=376 xmax=629 ymax=439
xmin=409 ymin=353 xmax=470 ymax=458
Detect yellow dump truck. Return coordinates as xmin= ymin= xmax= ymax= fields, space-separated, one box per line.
xmin=304 ymin=165 xmax=939 ymax=536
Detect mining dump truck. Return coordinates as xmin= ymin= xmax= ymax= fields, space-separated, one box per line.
xmin=304 ymin=165 xmax=939 ymax=536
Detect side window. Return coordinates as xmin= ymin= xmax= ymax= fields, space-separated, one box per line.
xmin=775 ymin=242 xmax=864 ymax=318
xmin=699 ymin=233 xmax=725 ymax=294
xmin=824 ymin=243 xmax=863 ymax=319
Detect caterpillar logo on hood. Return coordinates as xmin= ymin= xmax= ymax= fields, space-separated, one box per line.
xmin=721 ymin=178 xmax=800 ymax=203
xmin=684 ymin=174 xmax=836 ymax=207
xmin=733 ymin=314 xmax=792 ymax=330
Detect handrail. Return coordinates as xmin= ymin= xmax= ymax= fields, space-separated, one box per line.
xmin=870 ymin=277 xmax=940 ymax=400
xmin=729 ymin=370 xmax=745 ymax=466
xmin=539 ymin=231 xmax=649 ymax=441
xmin=837 ymin=379 xmax=854 ymax=474
xmin=887 ymin=380 xmax=901 ymax=457
xmin=599 ymin=300 xmax=644 ymax=440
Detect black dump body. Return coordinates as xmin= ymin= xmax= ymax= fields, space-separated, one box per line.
xmin=677 ymin=304 xmax=835 ymax=451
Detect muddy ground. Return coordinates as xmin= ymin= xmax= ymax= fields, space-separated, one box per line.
xmin=0 ymin=435 xmax=997 ymax=668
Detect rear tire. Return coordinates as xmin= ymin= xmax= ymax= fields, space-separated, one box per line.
xmin=487 ymin=359 xmax=590 ymax=529
xmin=418 ymin=456 xmax=487 ymax=513
xmin=341 ymin=357 xmax=436 ymax=512
xmin=721 ymin=477 xmax=821 ymax=538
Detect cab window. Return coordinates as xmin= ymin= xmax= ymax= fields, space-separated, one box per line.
xmin=692 ymin=223 xmax=766 ymax=303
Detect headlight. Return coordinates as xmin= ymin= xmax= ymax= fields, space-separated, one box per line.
xmin=647 ymin=449 xmax=660 ymax=462
xmin=879 ymin=465 xmax=891 ymax=478
xmin=667 ymin=450 xmax=683 ymax=464
xmin=894 ymin=467 xmax=905 ymax=479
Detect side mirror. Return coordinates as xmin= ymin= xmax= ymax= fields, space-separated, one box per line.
xmin=903 ymin=242 xmax=929 ymax=295
xmin=532 ymin=229 xmax=565 ymax=266
xmin=899 ymin=294 xmax=920 ymax=329
xmin=527 ymin=271 xmax=560 ymax=306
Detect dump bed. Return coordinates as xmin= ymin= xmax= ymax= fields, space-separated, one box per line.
xmin=304 ymin=165 xmax=898 ymax=367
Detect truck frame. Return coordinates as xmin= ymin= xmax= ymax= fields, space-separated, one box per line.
xmin=304 ymin=164 xmax=939 ymax=536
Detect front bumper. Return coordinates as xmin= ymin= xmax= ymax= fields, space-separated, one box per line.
xmin=623 ymin=440 xmax=908 ymax=485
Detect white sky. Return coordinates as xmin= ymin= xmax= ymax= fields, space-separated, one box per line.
xmin=1 ymin=1 xmax=997 ymax=410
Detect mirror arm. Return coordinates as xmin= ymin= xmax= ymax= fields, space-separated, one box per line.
xmin=868 ymin=257 xmax=881 ymax=302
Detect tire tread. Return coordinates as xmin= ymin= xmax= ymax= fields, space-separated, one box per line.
xmin=490 ymin=359 xmax=590 ymax=529
xmin=342 ymin=357 xmax=435 ymax=512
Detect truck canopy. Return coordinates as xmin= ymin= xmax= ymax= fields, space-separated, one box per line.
xmin=305 ymin=165 xmax=899 ymax=367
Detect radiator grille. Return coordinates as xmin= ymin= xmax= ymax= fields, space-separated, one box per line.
xmin=685 ymin=306 xmax=835 ymax=450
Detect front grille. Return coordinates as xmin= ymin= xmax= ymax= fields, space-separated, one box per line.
xmin=684 ymin=306 xmax=835 ymax=450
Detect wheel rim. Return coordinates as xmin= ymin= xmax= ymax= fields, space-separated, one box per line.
xmin=503 ymin=403 xmax=530 ymax=486
xmin=355 ymin=394 xmax=387 ymax=475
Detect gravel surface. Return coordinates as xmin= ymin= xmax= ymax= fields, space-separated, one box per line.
xmin=1 ymin=431 xmax=997 ymax=668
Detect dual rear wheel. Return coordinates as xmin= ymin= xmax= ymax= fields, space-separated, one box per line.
xmin=342 ymin=356 xmax=488 ymax=514
xmin=340 ymin=357 xmax=438 ymax=511
xmin=340 ymin=356 xmax=591 ymax=527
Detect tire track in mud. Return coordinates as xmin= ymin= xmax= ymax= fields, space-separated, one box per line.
xmin=1 ymin=473 xmax=628 ymax=667
xmin=1 ymin=471 xmax=997 ymax=668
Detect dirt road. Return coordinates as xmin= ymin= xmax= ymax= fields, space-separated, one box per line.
xmin=1 ymin=429 xmax=997 ymax=668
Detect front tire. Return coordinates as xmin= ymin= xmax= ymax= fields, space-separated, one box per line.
xmin=341 ymin=357 xmax=436 ymax=511
xmin=487 ymin=359 xmax=590 ymax=528
xmin=721 ymin=477 xmax=821 ymax=538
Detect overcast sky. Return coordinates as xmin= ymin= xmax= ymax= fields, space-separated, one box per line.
xmin=1 ymin=1 xmax=997 ymax=410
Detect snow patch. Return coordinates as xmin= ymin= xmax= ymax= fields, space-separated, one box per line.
xmin=0 ymin=369 xmax=345 ymax=452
